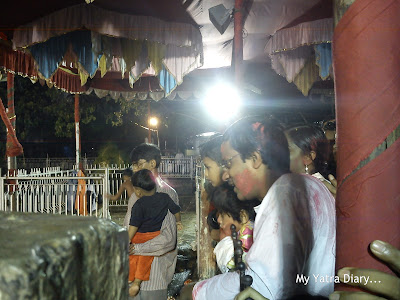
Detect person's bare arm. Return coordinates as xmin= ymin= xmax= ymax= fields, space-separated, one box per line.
xmin=130 ymin=212 xmax=176 ymax=256
xmin=179 ymin=282 xmax=196 ymax=300
xmin=128 ymin=225 xmax=138 ymax=241
xmin=322 ymin=174 xmax=337 ymax=198
xmin=175 ymin=212 xmax=183 ymax=230
xmin=235 ymin=287 xmax=268 ymax=300
xmin=107 ymin=182 xmax=127 ymax=201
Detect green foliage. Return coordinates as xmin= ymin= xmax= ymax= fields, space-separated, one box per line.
xmin=0 ymin=76 xmax=212 ymax=160
xmin=104 ymin=96 xmax=147 ymax=127
xmin=94 ymin=142 xmax=128 ymax=165
xmin=0 ymin=77 xmax=149 ymax=140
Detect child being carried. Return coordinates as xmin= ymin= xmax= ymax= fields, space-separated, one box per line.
xmin=211 ymin=186 xmax=256 ymax=273
xmin=128 ymin=169 xmax=182 ymax=297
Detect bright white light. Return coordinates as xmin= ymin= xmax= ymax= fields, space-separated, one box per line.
xmin=196 ymin=132 xmax=218 ymax=137
xmin=203 ymin=83 xmax=241 ymax=121
xmin=149 ymin=117 xmax=158 ymax=127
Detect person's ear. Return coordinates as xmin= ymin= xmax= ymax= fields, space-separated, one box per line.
xmin=136 ymin=188 xmax=142 ymax=198
xmin=309 ymin=151 xmax=316 ymax=161
xmin=302 ymin=153 xmax=314 ymax=166
xmin=251 ymin=151 xmax=263 ymax=169
xmin=149 ymin=159 xmax=157 ymax=169
xmin=240 ymin=210 xmax=249 ymax=224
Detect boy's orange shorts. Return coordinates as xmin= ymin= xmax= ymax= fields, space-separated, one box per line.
xmin=129 ymin=231 xmax=160 ymax=281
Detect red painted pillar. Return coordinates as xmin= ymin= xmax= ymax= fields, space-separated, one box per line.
xmin=6 ymin=72 xmax=17 ymax=176
xmin=233 ymin=0 xmax=244 ymax=87
xmin=333 ymin=0 xmax=400 ymax=290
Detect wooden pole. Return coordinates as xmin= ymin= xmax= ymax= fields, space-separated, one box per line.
xmin=197 ymin=178 xmax=217 ymax=279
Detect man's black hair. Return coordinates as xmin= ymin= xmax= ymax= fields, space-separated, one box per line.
xmin=211 ymin=186 xmax=256 ymax=222
xmin=122 ymin=168 xmax=133 ymax=177
xmin=285 ymin=125 xmax=331 ymax=178
xmin=223 ymin=116 xmax=290 ymax=174
xmin=199 ymin=134 xmax=224 ymax=163
xmin=130 ymin=143 xmax=161 ymax=168
xmin=131 ymin=169 xmax=156 ymax=191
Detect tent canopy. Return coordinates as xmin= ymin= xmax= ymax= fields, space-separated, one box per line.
xmin=0 ymin=0 xmax=334 ymax=99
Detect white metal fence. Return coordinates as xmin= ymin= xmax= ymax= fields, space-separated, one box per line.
xmin=15 ymin=156 xmax=197 ymax=179
xmin=17 ymin=158 xmax=93 ymax=170
xmin=0 ymin=175 xmax=110 ymax=218
xmin=0 ymin=157 xmax=198 ymax=216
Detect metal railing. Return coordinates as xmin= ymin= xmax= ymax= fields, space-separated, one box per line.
xmin=0 ymin=175 xmax=110 ymax=218
xmin=15 ymin=167 xmax=73 ymax=177
xmin=16 ymin=156 xmax=197 ymax=179
xmin=160 ymin=156 xmax=195 ymax=178
xmin=17 ymin=157 xmax=94 ymax=170
xmin=0 ymin=157 xmax=198 ymax=214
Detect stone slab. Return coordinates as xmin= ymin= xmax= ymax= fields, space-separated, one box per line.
xmin=0 ymin=212 xmax=129 ymax=300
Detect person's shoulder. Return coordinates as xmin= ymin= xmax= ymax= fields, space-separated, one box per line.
xmin=155 ymin=192 xmax=172 ymax=200
xmin=121 ymin=180 xmax=131 ymax=187
xmin=135 ymin=196 xmax=145 ymax=205
xmin=269 ymin=173 xmax=316 ymax=197
xmin=275 ymin=172 xmax=319 ymax=185
xmin=273 ymin=173 xmax=304 ymax=187
xmin=274 ymin=173 xmax=334 ymax=199
xmin=157 ymin=178 xmax=178 ymax=196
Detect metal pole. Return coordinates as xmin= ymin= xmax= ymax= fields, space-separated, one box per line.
xmin=147 ymin=101 xmax=151 ymax=143
xmin=0 ymin=176 xmax=4 ymax=211
xmin=74 ymin=94 xmax=82 ymax=171
xmin=190 ymin=156 xmax=193 ymax=180
xmin=156 ymin=128 xmax=160 ymax=148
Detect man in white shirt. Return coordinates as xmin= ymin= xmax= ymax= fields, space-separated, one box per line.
xmin=190 ymin=117 xmax=336 ymax=300
xmin=125 ymin=143 xmax=180 ymax=300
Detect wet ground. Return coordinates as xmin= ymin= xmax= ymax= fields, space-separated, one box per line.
xmin=110 ymin=208 xmax=197 ymax=298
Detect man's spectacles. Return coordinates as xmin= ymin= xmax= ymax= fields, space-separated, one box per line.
xmin=221 ymin=153 xmax=240 ymax=170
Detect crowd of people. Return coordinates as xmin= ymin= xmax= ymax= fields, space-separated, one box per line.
xmin=111 ymin=117 xmax=399 ymax=300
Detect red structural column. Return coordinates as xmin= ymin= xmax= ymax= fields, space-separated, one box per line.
xmin=7 ymin=72 xmax=17 ymax=176
xmin=333 ymin=0 xmax=400 ymax=291
xmin=0 ymin=99 xmax=22 ymax=154
xmin=233 ymin=0 xmax=244 ymax=87
xmin=74 ymin=94 xmax=82 ymax=171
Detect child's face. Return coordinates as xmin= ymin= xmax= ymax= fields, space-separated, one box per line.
xmin=132 ymin=159 xmax=154 ymax=173
xmin=133 ymin=187 xmax=142 ymax=198
xmin=217 ymin=212 xmax=242 ymax=233
xmin=203 ymin=156 xmax=223 ymax=187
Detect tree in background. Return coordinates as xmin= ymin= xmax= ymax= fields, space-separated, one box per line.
xmin=94 ymin=142 xmax=129 ymax=166
xmin=0 ymin=77 xmax=148 ymax=159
